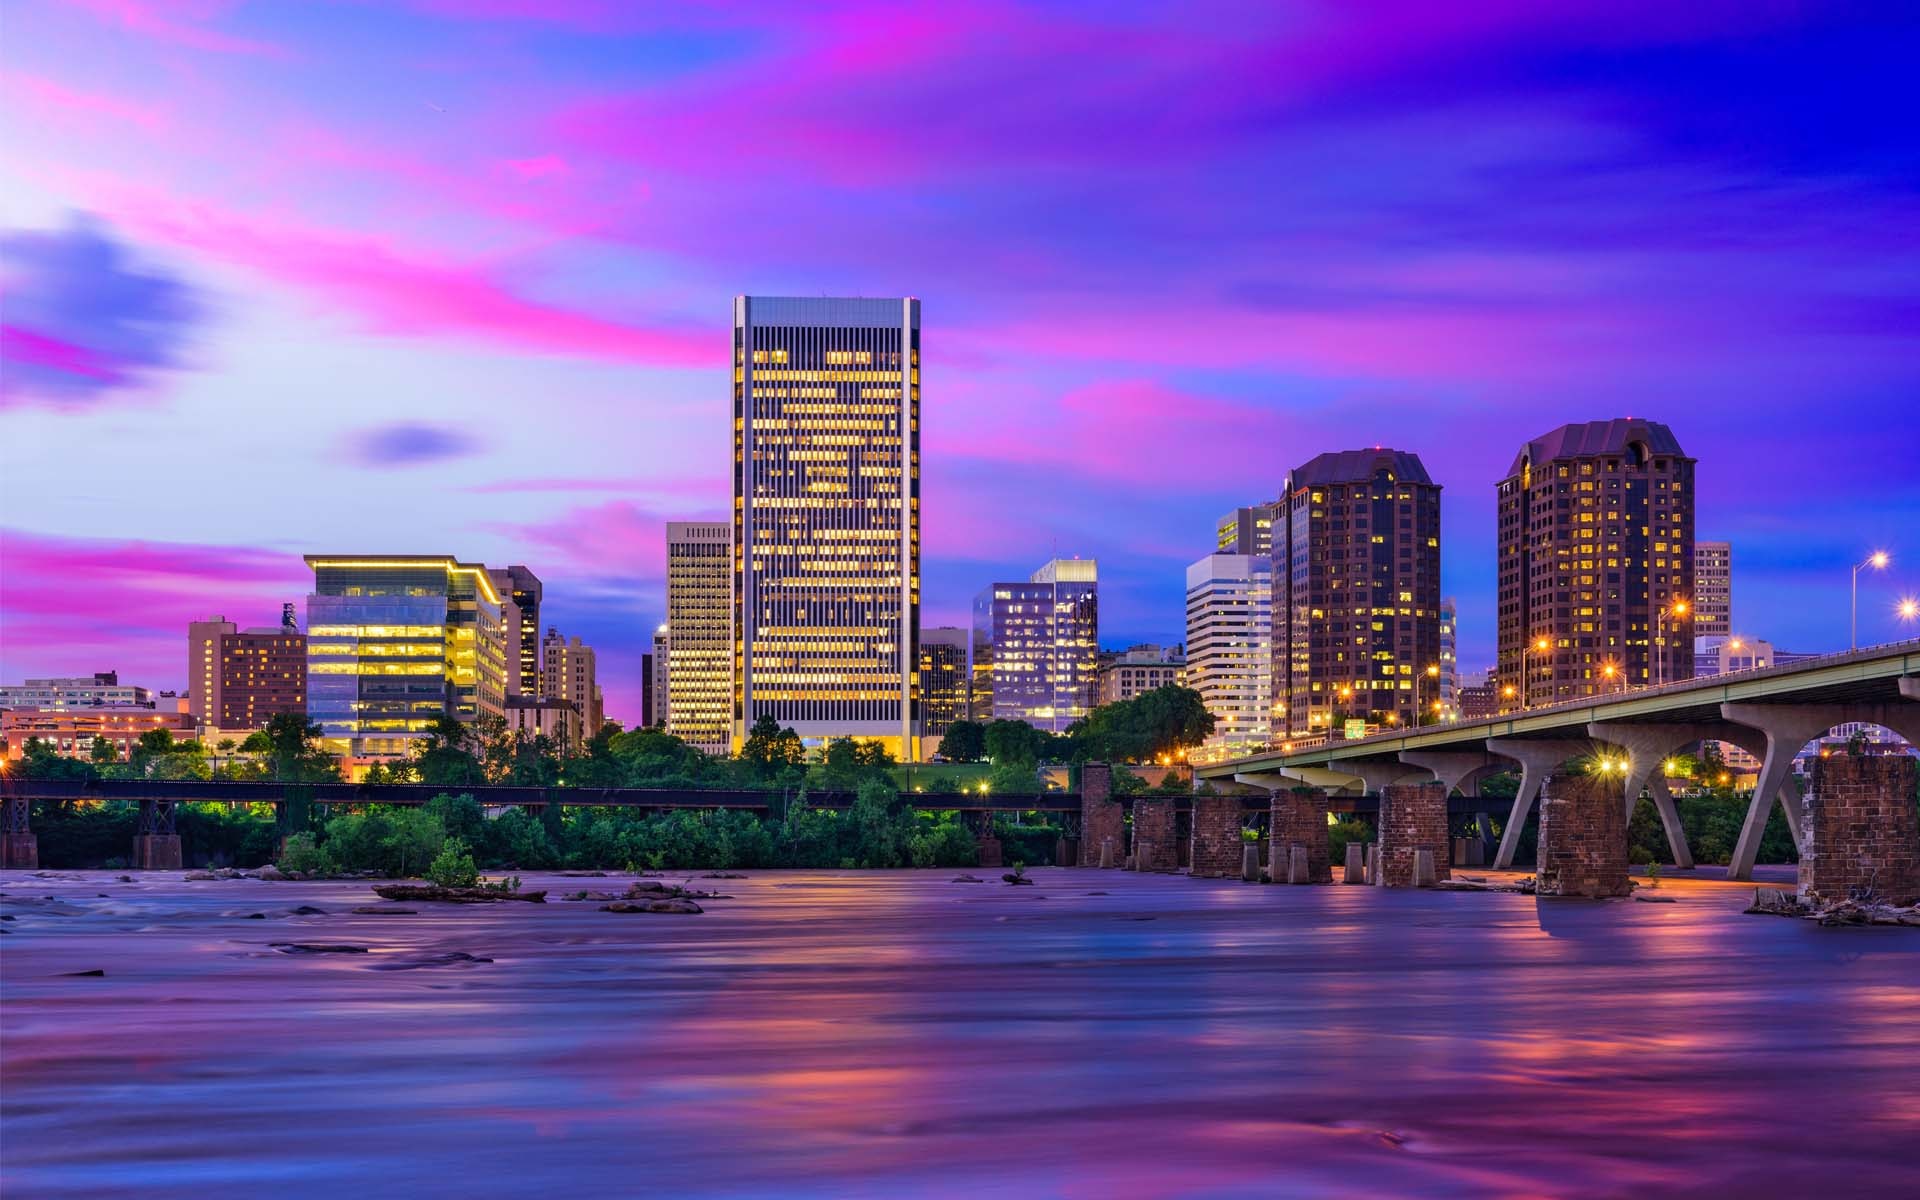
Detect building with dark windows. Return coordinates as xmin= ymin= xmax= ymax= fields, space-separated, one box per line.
xmin=1272 ymin=448 xmax=1442 ymax=738
xmin=733 ymin=296 xmax=920 ymax=757
xmin=303 ymin=556 xmax=506 ymax=761
xmin=666 ymin=521 xmax=732 ymax=754
xmin=918 ymin=626 xmax=970 ymax=740
xmin=489 ymin=566 xmax=544 ymax=701
xmin=1695 ymin=540 xmax=1731 ymax=639
xmin=650 ymin=624 xmax=670 ymax=729
xmin=1496 ymin=419 xmax=1695 ymax=707
xmin=1216 ymin=502 xmax=1279 ymax=557
xmin=972 ymin=559 xmax=1098 ymax=733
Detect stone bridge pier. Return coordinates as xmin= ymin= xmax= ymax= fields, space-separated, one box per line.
xmin=1079 ymin=762 xmax=1124 ymax=868
xmin=1536 ymin=774 xmax=1633 ymax=898
xmin=1131 ymin=796 xmax=1178 ymax=872
xmin=1269 ymin=787 xmax=1331 ymax=884
xmin=970 ymin=811 xmax=1003 ymax=870
xmin=1378 ymin=781 xmax=1450 ymax=887
xmin=1799 ymin=755 xmax=1919 ymax=906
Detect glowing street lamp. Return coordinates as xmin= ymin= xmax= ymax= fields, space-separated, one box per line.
xmin=1655 ymin=599 xmax=1690 ymax=686
xmin=1853 ymin=551 xmax=1889 ymax=650
xmin=1522 ymin=636 xmax=1550 ymax=709
xmin=1897 ymin=596 xmax=1919 ymax=626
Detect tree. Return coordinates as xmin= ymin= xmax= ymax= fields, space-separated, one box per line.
xmin=983 ymin=719 xmax=1050 ymax=765
xmin=940 ymin=720 xmax=986 ymax=762
xmin=1070 ymin=686 xmax=1215 ymax=763
xmin=739 ymin=715 xmax=805 ymax=780
xmin=258 ymin=713 xmax=339 ymax=783
xmin=412 ymin=716 xmax=484 ymax=788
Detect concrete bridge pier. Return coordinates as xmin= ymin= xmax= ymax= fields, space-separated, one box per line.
xmin=2 ymin=796 xmax=38 ymax=870
xmin=1721 ymin=701 xmax=1920 ymax=880
xmin=1585 ymin=722 xmax=1707 ymax=869
xmin=133 ymin=797 xmax=183 ymax=870
xmin=1484 ymin=738 xmax=1593 ymax=869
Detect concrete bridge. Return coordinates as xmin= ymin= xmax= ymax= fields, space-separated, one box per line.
xmin=1195 ymin=639 xmax=1920 ymax=879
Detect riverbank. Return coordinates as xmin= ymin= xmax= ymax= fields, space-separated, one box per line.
xmin=4 ymin=868 xmax=1917 ymax=1197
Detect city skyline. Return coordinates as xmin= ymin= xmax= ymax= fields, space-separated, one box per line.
xmin=6 ymin=3 xmax=1920 ymax=723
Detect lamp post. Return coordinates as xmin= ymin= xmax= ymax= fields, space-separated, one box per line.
xmin=1521 ymin=636 xmax=1549 ymax=709
xmin=1852 ymin=551 xmax=1889 ymax=649
xmin=1601 ymin=661 xmax=1622 ymax=695
xmin=1900 ymin=596 xmax=1919 ymax=627
xmin=1655 ymin=599 xmax=1690 ymax=686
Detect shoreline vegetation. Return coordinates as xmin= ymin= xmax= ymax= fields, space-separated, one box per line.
xmin=6 ymin=688 xmax=1802 ymax=872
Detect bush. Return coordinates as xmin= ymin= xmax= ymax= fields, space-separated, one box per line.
xmin=277 ymin=831 xmax=332 ymax=876
xmin=426 ymin=838 xmax=480 ymax=888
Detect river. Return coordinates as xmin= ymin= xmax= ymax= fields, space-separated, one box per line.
xmin=3 ymin=868 xmax=1917 ymax=1197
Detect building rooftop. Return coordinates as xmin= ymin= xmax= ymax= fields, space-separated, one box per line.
xmin=1506 ymin=418 xmax=1690 ymax=475
xmin=1286 ymin=448 xmax=1435 ymax=489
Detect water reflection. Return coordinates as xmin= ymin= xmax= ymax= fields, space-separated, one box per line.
xmin=3 ymin=869 xmax=1918 ymax=1197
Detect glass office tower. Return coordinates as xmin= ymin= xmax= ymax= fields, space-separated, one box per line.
xmin=304 ymin=556 xmax=506 ymax=759
xmin=733 ymin=296 xmax=920 ymax=756
xmin=972 ymin=558 xmax=1099 ymax=734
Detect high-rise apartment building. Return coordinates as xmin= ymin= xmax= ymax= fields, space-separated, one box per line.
xmin=489 ymin=565 xmax=544 ymax=700
xmin=1695 ymin=540 xmax=1731 ymax=639
xmin=918 ymin=626 xmax=970 ymax=739
xmin=972 ymin=559 xmax=1098 ymax=733
xmin=733 ymin=296 xmax=920 ymax=756
xmin=540 ymin=628 xmax=601 ymax=742
xmin=1496 ymin=419 xmax=1695 ymax=705
xmin=304 ymin=556 xmax=506 ymax=759
xmin=666 ymin=521 xmax=732 ymax=754
xmin=651 ymin=624 xmax=671 ymax=729
xmin=188 ymin=617 xmax=235 ymax=724
xmin=1216 ymin=503 xmax=1279 ymax=556
xmin=1273 ymin=448 xmax=1442 ymax=737
xmin=1186 ymin=553 xmax=1274 ymax=750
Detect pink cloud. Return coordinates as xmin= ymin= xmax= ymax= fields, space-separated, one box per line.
xmin=108 ymin=196 xmax=717 ymax=367
xmin=492 ymin=500 xmax=675 ymax=575
xmin=4 ymin=73 xmax=168 ymax=132
xmin=0 ymin=529 xmax=306 ymax=693
xmin=502 ymin=155 xmax=571 ymax=181
xmin=0 ymin=325 xmax=126 ymax=387
xmin=65 ymin=0 xmax=292 ymax=59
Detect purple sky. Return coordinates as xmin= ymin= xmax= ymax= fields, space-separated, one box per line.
xmin=3 ymin=0 xmax=1918 ymax=722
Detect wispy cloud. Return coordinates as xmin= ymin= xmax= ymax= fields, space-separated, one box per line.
xmin=0 ymin=215 xmax=204 ymax=410
xmin=343 ymin=422 xmax=483 ymax=467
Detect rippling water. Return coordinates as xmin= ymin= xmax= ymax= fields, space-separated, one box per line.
xmin=4 ymin=868 xmax=1918 ymax=1197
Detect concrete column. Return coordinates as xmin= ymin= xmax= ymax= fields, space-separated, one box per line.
xmin=1720 ymin=702 xmax=1920 ymax=880
xmin=1398 ymin=750 xmax=1504 ymax=799
xmin=1584 ymin=721 xmax=1705 ymax=869
xmin=1343 ymin=843 xmax=1365 ymax=884
xmin=1189 ymin=795 xmax=1244 ymax=877
xmin=1378 ymin=782 xmax=1450 ymax=888
xmin=1800 ymin=755 xmax=1920 ymax=906
xmin=1536 ymin=773 xmax=1633 ymax=898
xmin=1484 ymin=738 xmax=1593 ymax=869
xmin=1347 ymin=760 xmax=1424 ymax=795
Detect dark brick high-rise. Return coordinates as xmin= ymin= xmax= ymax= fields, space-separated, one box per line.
xmin=1272 ymin=448 xmax=1442 ymax=737
xmin=1497 ymin=419 xmax=1695 ymax=707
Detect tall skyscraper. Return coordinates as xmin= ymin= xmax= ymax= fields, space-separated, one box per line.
xmin=1437 ymin=597 xmax=1458 ymax=718
xmin=540 ymin=628 xmax=601 ymax=741
xmin=733 ymin=296 xmax=920 ymax=756
xmin=304 ymin=556 xmax=506 ymax=759
xmin=972 ymin=558 xmax=1098 ymax=733
xmin=1185 ymin=553 xmax=1273 ymax=751
xmin=1496 ymin=419 xmax=1696 ymax=705
xmin=666 ymin=521 xmax=732 ymax=754
xmin=918 ymin=626 xmax=970 ymax=740
xmin=1216 ymin=502 xmax=1279 ymax=556
xmin=1273 ymin=448 xmax=1442 ymax=737
xmin=489 ymin=565 xmax=544 ymax=700
xmin=1695 ymin=540 xmax=1731 ymax=639
xmin=651 ymin=624 xmax=671 ymax=729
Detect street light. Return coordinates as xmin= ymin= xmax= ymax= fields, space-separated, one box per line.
xmin=1522 ymin=636 xmax=1549 ymax=709
xmin=1655 ymin=599 xmax=1689 ymax=686
xmin=1899 ymin=596 xmax=1920 ymax=625
xmin=1852 ymin=551 xmax=1889 ymax=650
